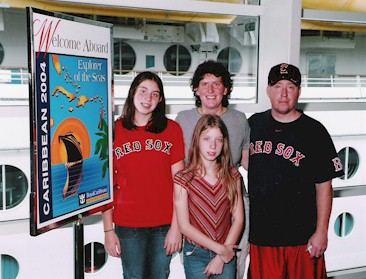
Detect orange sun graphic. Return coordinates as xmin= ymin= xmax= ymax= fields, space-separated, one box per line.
xmin=51 ymin=118 xmax=91 ymax=165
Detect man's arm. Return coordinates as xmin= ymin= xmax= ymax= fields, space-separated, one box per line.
xmin=307 ymin=180 xmax=333 ymax=258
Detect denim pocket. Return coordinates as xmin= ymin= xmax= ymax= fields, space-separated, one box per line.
xmin=153 ymin=224 xmax=170 ymax=236
xmin=183 ymin=241 xmax=197 ymax=256
xmin=115 ymin=226 xmax=138 ymax=239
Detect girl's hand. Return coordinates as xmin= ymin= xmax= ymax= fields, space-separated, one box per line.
xmin=204 ymin=255 xmax=224 ymax=276
xmin=164 ymin=226 xmax=183 ymax=255
xmin=218 ymin=244 xmax=237 ymax=263
xmin=104 ymin=231 xmax=121 ymax=258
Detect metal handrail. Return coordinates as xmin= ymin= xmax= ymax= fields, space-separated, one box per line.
xmin=1 ymin=68 xmax=365 ymax=105
xmin=0 ymin=67 xmax=366 ymax=87
xmin=1 ymin=67 xmax=365 ymax=87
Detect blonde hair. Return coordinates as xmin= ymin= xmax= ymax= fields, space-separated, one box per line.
xmin=184 ymin=114 xmax=238 ymax=211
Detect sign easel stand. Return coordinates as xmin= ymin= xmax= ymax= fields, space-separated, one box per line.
xmin=74 ymin=218 xmax=84 ymax=279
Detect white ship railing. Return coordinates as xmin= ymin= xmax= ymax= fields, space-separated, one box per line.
xmin=0 ymin=68 xmax=29 ymax=85
xmin=1 ymin=67 xmax=365 ymax=105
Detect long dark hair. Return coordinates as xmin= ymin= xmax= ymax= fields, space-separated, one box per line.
xmin=121 ymin=71 xmax=168 ymax=133
xmin=190 ymin=60 xmax=233 ymax=108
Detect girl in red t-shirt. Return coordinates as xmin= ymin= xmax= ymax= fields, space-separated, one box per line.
xmin=102 ymin=71 xmax=185 ymax=279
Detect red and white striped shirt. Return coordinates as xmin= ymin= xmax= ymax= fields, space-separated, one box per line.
xmin=174 ymin=168 xmax=241 ymax=247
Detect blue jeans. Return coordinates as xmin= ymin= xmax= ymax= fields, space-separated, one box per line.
xmin=115 ymin=225 xmax=172 ymax=279
xmin=183 ymin=241 xmax=237 ymax=279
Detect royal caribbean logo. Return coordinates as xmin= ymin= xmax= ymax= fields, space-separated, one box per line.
xmin=78 ymin=192 xmax=86 ymax=205
xmin=78 ymin=186 xmax=108 ymax=206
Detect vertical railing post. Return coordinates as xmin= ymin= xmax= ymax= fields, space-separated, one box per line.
xmin=74 ymin=218 xmax=85 ymax=279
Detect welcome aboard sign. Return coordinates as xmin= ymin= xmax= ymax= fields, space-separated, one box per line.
xmin=28 ymin=7 xmax=113 ymax=236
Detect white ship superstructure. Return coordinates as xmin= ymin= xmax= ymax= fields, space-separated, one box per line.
xmin=0 ymin=0 xmax=365 ymax=278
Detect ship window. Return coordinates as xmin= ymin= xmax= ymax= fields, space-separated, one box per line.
xmin=306 ymin=54 xmax=336 ymax=87
xmin=337 ymin=147 xmax=359 ymax=180
xmin=114 ymin=40 xmax=136 ymax=74
xmin=163 ymin=44 xmax=191 ymax=76
xmin=0 ymin=165 xmax=28 ymax=210
xmin=1 ymin=254 xmax=19 ymax=279
xmin=84 ymin=242 xmax=107 ymax=274
xmin=217 ymin=47 xmax=242 ymax=74
xmin=334 ymin=212 xmax=354 ymax=238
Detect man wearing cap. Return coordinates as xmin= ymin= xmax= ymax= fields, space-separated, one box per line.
xmin=245 ymin=63 xmax=344 ymax=278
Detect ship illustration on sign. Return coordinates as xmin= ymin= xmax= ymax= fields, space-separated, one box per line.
xmin=59 ymin=133 xmax=84 ymax=199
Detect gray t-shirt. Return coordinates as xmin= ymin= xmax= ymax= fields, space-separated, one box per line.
xmin=175 ymin=108 xmax=250 ymax=167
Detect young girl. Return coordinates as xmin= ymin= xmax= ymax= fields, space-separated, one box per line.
xmin=102 ymin=71 xmax=185 ymax=279
xmin=174 ymin=114 xmax=244 ymax=278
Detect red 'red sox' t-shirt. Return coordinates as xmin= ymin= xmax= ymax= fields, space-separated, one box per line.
xmin=112 ymin=118 xmax=184 ymax=228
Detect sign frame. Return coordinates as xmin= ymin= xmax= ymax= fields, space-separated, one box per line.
xmin=27 ymin=7 xmax=114 ymax=236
